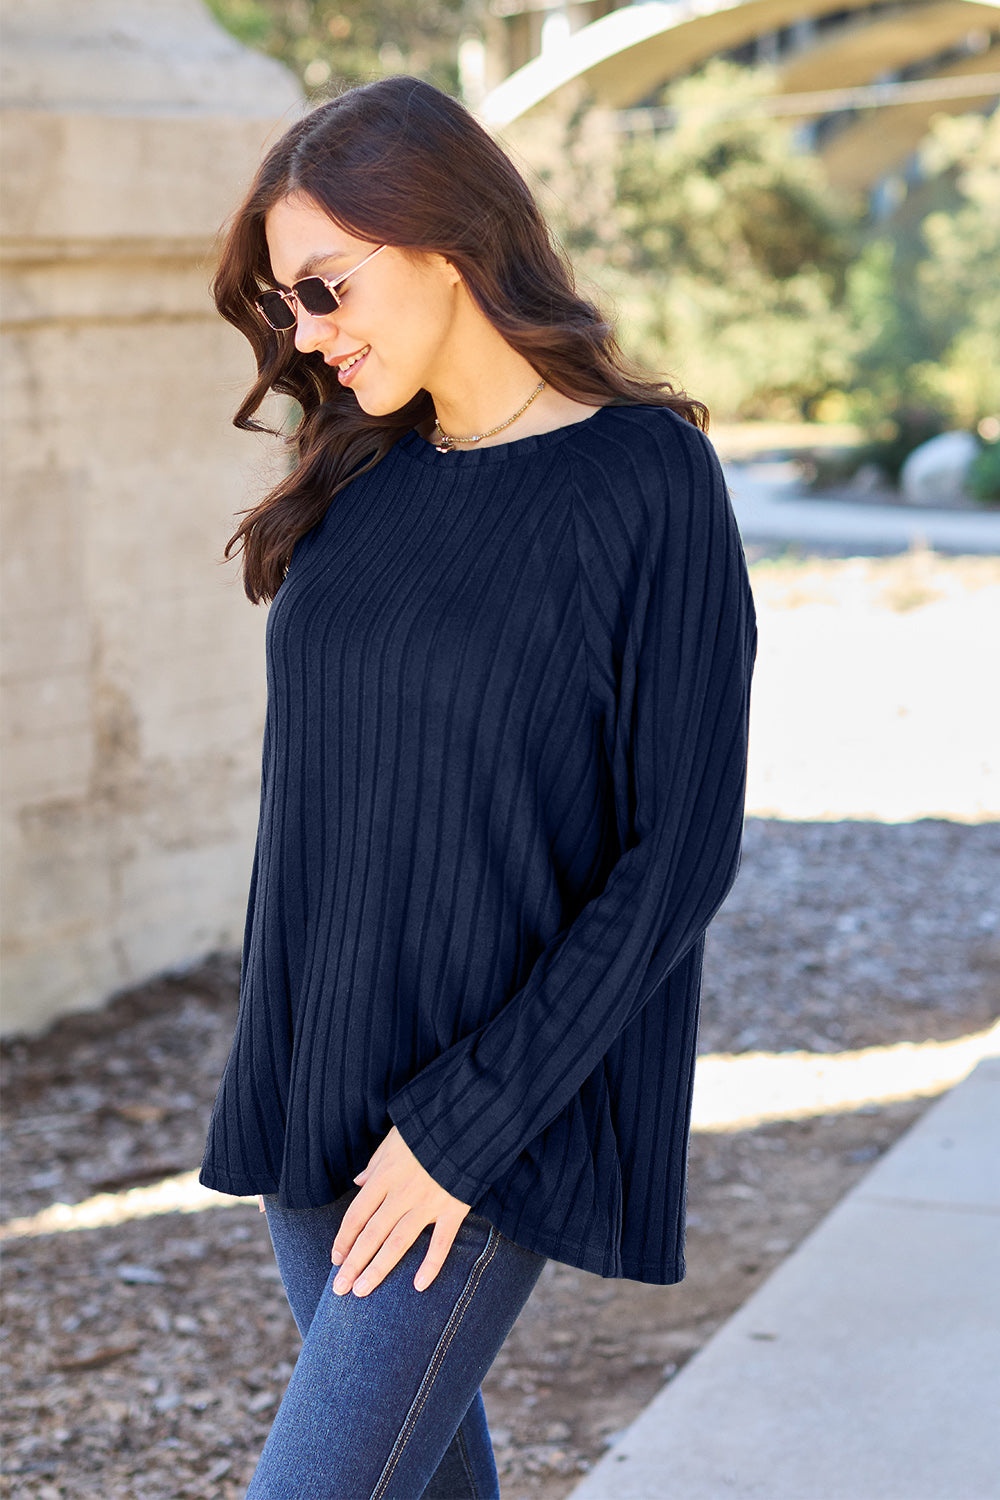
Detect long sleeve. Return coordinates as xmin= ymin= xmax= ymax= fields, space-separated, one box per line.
xmin=387 ymin=411 xmax=757 ymax=1204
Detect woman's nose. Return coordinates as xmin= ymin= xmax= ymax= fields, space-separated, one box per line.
xmin=293 ymin=306 xmax=336 ymax=354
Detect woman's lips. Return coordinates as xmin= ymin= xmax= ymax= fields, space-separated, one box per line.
xmin=335 ymin=346 xmax=370 ymax=386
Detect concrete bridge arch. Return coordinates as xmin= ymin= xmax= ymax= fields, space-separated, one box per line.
xmin=481 ymin=0 xmax=1000 ymax=192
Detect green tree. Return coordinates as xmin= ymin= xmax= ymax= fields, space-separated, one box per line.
xmin=911 ymin=110 xmax=1000 ymax=427
xmin=511 ymin=62 xmax=862 ymax=420
xmin=204 ymin=0 xmax=471 ymax=94
xmin=839 ymin=108 xmax=1000 ymax=469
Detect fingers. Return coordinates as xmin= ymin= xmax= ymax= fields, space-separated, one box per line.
xmin=333 ymin=1205 xmax=467 ymax=1298
xmin=331 ymin=1183 xmax=388 ymax=1269
xmin=414 ymin=1215 xmax=464 ymax=1293
xmin=328 ymin=1126 xmax=472 ymax=1298
xmin=333 ymin=1208 xmax=424 ymax=1298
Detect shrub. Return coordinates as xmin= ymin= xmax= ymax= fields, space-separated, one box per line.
xmin=966 ymin=442 xmax=1000 ymax=506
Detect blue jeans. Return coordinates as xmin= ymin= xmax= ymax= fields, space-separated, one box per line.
xmin=245 ymin=1189 xmax=547 ymax=1499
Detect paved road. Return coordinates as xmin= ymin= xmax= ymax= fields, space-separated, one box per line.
xmin=724 ymin=461 xmax=1000 ymax=554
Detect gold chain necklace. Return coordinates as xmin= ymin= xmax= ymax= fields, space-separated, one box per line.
xmin=431 ymin=380 xmax=547 ymax=453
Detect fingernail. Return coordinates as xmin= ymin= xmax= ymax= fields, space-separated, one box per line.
xmin=331 ymin=1251 xmax=344 ymax=1265
xmin=353 ymin=1278 xmax=369 ymax=1297
xmin=333 ymin=1275 xmax=349 ymax=1295
xmin=414 ymin=1274 xmax=427 ymax=1292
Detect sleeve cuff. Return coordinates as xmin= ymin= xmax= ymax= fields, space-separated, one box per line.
xmin=387 ymin=1093 xmax=491 ymax=1206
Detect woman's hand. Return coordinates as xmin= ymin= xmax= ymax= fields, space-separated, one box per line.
xmin=330 ymin=1126 xmax=471 ymax=1299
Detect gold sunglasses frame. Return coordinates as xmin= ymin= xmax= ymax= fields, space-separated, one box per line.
xmin=255 ymin=243 xmax=388 ymax=330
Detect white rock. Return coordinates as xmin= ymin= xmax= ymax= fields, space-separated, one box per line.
xmin=900 ymin=430 xmax=979 ymax=508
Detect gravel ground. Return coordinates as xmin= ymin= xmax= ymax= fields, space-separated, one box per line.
xmin=3 ymin=553 xmax=999 ymax=1500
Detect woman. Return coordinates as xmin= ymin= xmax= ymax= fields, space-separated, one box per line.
xmin=199 ymin=74 xmax=756 ymax=1500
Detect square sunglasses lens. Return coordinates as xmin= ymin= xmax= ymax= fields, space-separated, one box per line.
xmin=294 ymin=277 xmax=340 ymax=316
xmin=257 ymin=292 xmax=295 ymax=330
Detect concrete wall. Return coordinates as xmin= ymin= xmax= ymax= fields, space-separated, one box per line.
xmin=0 ymin=1 xmax=303 ymax=1034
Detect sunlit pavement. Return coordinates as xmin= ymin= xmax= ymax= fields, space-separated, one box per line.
xmin=692 ymin=1020 xmax=1000 ymax=1130
xmin=744 ymin=565 xmax=999 ymax=823
xmin=569 ymin=1054 xmax=1000 ymax=1500
xmin=723 ymin=465 xmax=1000 ymax=824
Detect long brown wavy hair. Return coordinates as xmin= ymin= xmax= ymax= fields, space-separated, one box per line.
xmin=214 ymin=75 xmax=708 ymax=603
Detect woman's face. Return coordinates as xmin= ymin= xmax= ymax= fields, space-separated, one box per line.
xmin=263 ymin=193 xmax=463 ymax=415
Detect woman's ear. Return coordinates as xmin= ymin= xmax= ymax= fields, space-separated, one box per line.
xmin=402 ymin=247 xmax=462 ymax=287
xmin=433 ymin=252 xmax=463 ymax=287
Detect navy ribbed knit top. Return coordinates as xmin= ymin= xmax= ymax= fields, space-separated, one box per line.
xmin=199 ymin=401 xmax=756 ymax=1284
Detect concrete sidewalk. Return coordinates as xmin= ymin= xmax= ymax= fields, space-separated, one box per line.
xmin=723 ymin=461 xmax=1000 ymax=554
xmin=567 ymin=1055 xmax=1000 ymax=1500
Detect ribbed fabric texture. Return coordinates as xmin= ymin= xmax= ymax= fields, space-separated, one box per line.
xmin=200 ymin=402 xmax=757 ymax=1283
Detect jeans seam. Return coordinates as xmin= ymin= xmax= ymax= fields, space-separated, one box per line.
xmin=454 ymin=1419 xmax=480 ymax=1500
xmin=369 ymin=1227 xmax=500 ymax=1500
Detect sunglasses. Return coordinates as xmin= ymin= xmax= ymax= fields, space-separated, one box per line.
xmin=255 ymin=243 xmax=388 ymax=331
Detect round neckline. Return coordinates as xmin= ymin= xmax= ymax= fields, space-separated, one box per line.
xmin=398 ymin=402 xmax=617 ymax=466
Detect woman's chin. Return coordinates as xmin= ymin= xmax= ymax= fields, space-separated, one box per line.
xmin=351 ymin=387 xmax=389 ymax=416
xmin=354 ymin=385 xmax=420 ymax=419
